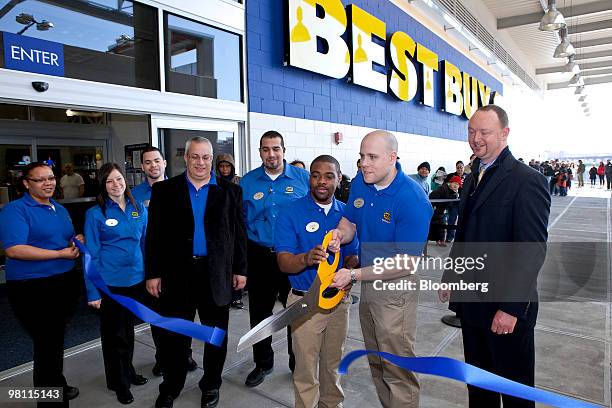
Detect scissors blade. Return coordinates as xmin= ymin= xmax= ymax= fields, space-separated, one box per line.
xmin=237 ymin=276 xmax=323 ymax=353
xmin=237 ymin=298 xmax=313 ymax=353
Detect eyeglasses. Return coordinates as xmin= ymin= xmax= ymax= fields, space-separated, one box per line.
xmin=27 ymin=176 xmax=56 ymax=183
xmin=188 ymin=154 xmax=212 ymax=162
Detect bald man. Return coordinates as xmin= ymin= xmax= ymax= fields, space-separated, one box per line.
xmin=329 ymin=130 xmax=433 ymax=408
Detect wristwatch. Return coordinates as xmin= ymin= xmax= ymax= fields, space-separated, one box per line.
xmin=350 ymin=269 xmax=358 ymax=285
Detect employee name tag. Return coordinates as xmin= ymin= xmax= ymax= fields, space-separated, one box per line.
xmin=105 ymin=218 xmax=119 ymax=227
xmin=306 ymin=221 xmax=319 ymax=232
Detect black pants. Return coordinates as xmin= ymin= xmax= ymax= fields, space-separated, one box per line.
xmin=606 ymin=174 xmax=612 ymax=189
xmin=7 ymin=269 xmax=80 ymax=407
xmin=461 ymin=320 xmax=535 ymax=408
xmin=599 ymin=174 xmax=605 ymax=185
xmin=158 ymin=257 xmax=229 ymax=397
xmin=247 ymin=240 xmax=293 ymax=369
xmin=144 ymin=293 xmax=193 ymax=367
xmin=100 ymin=283 xmax=144 ymax=392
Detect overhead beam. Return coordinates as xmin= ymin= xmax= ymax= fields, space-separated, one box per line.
xmin=536 ymin=60 xmax=612 ymax=75
xmin=573 ymin=36 xmax=612 ymax=49
xmin=568 ymin=20 xmax=612 ymax=35
xmin=575 ymin=49 xmax=612 ymax=61
xmin=581 ymin=67 xmax=612 ymax=76
xmin=498 ymin=1 xmax=612 ymax=29
xmin=547 ymin=75 xmax=612 ymax=89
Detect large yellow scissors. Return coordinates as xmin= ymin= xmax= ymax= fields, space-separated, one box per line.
xmin=237 ymin=232 xmax=345 ymax=352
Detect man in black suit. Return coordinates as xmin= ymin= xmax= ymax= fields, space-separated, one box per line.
xmin=439 ymin=105 xmax=550 ymax=408
xmin=145 ymin=137 xmax=247 ymax=408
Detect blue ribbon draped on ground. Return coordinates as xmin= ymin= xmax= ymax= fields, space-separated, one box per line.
xmin=339 ymin=350 xmax=602 ymax=408
xmin=74 ymin=239 xmax=226 ymax=347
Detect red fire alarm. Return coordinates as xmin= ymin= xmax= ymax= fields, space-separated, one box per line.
xmin=334 ymin=132 xmax=343 ymax=145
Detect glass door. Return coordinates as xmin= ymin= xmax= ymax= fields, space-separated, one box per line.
xmin=0 ymin=136 xmax=33 ymax=205
xmin=150 ymin=116 xmax=243 ymax=178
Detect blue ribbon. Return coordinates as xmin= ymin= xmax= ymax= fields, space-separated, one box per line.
xmin=75 ymin=239 xmax=226 ymax=347
xmin=339 ymin=350 xmax=602 ymax=408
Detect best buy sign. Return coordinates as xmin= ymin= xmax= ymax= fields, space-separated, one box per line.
xmin=286 ymin=0 xmax=498 ymax=119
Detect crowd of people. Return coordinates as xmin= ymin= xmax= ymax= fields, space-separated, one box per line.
xmin=0 ymin=105 xmax=557 ymax=408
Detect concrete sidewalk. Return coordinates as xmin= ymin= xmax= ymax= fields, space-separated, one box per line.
xmin=1 ymin=186 xmax=610 ymax=407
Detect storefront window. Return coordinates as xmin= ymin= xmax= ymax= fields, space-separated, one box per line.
xmin=0 ymin=0 xmax=159 ymax=90
xmin=160 ymin=128 xmax=234 ymax=177
xmin=164 ymin=13 xmax=242 ymax=102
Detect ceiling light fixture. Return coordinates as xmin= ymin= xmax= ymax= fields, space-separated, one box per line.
xmin=539 ymin=0 xmax=566 ymax=31
xmin=565 ymin=56 xmax=580 ymax=74
xmin=554 ymin=28 xmax=575 ymax=58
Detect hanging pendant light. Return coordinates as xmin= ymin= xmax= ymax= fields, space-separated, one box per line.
xmin=578 ymin=95 xmax=587 ymax=102
xmin=554 ymin=28 xmax=575 ymax=58
xmin=540 ymin=0 xmax=566 ymax=31
xmin=574 ymin=86 xmax=585 ymax=95
xmin=565 ymin=56 xmax=580 ymax=74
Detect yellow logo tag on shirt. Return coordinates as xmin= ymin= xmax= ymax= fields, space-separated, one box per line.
xmin=254 ymin=192 xmax=264 ymax=200
xmin=305 ymin=222 xmax=319 ymax=232
xmin=285 ymin=186 xmax=294 ymax=193
xmin=353 ymin=198 xmax=364 ymax=208
xmin=382 ymin=211 xmax=392 ymax=223
xmin=131 ymin=211 xmax=139 ymax=218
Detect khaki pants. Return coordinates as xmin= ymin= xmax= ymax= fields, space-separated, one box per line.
xmin=288 ymin=291 xmax=350 ymax=408
xmin=359 ymin=279 xmax=420 ymax=408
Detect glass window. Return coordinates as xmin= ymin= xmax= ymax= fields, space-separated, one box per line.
xmin=160 ymin=128 xmax=234 ymax=178
xmin=0 ymin=103 xmax=28 ymax=120
xmin=0 ymin=0 xmax=159 ymax=90
xmin=164 ymin=13 xmax=242 ymax=102
xmin=0 ymin=144 xmax=31 ymax=203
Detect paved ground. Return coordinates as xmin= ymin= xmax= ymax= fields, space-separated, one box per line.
xmin=1 ymin=185 xmax=610 ymax=407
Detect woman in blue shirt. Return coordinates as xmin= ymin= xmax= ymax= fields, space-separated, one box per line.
xmin=0 ymin=162 xmax=81 ymax=407
xmin=83 ymin=163 xmax=148 ymax=405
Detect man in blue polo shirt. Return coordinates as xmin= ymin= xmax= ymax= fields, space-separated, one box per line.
xmin=275 ymin=155 xmax=358 ymax=408
xmin=131 ymin=146 xmax=167 ymax=206
xmin=241 ymin=130 xmax=310 ymax=387
xmin=329 ymin=130 xmax=433 ymax=408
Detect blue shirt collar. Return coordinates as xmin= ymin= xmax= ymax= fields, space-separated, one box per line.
xmin=257 ymin=160 xmax=299 ymax=181
xmin=366 ymin=162 xmax=406 ymax=196
xmin=185 ymin=172 xmax=217 ymax=191
xmin=305 ymin=192 xmax=341 ymax=214
xmin=23 ymin=193 xmax=58 ymax=207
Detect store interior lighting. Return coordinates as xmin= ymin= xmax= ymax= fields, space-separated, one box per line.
xmin=553 ymin=28 xmax=575 ymax=58
xmin=539 ymin=0 xmax=566 ymax=31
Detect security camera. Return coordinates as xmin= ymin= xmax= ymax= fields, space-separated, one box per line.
xmin=31 ymin=81 xmax=49 ymax=92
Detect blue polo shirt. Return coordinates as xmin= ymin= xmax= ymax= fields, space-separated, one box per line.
xmin=345 ymin=162 xmax=433 ymax=265
xmin=0 ymin=194 xmax=75 ymax=280
xmin=187 ymin=172 xmax=216 ymax=256
xmin=241 ymin=161 xmax=310 ymax=247
xmin=275 ymin=195 xmax=359 ymax=291
xmin=131 ymin=180 xmax=153 ymax=203
xmin=84 ymin=199 xmax=147 ymax=301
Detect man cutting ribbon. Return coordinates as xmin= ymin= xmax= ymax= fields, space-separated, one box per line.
xmin=274 ymin=155 xmax=359 ymax=408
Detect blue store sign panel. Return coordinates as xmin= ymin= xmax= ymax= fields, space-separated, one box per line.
xmin=3 ymin=32 xmax=64 ymax=77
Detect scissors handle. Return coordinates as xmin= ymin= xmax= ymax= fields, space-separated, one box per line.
xmin=318 ymin=232 xmax=344 ymax=310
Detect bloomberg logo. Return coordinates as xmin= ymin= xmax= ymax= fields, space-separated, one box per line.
xmin=3 ymin=31 xmax=64 ymax=77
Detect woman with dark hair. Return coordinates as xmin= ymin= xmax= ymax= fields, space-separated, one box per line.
xmin=83 ymin=163 xmax=148 ymax=405
xmin=0 ymin=162 xmax=81 ymax=407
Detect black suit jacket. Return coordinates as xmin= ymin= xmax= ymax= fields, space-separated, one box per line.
xmin=145 ymin=173 xmax=247 ymax=307
xmin=446 ymin=147 xmax=551 ymax=328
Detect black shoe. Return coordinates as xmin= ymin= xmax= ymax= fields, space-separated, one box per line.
xmin=245 ymin=367 xmax=273 ymax=387
xmin=201 ymin=389 xmax=219 ymax=408
xmin=231 ymin=299 xmax=244 ymax=309
xmin=64 ymin=386 xmax=79 ymax=401
xmin=131 ymin=374 xmax=148 ymax=386
xmin=155 ymin=394 xmax=174 ymax=408
xmin=187 ymin=356 xmax=198 ymax=372
xmin=116 ymin=389 xmax=134 ymax=405
xmin=152 ymin=362 xmax=164 ymax=377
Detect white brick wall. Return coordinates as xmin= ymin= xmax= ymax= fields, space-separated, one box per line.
xmin=248 ymin=112 xmax=472 ymax=178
